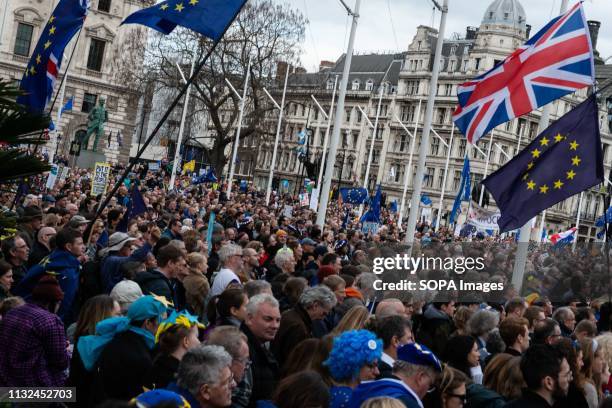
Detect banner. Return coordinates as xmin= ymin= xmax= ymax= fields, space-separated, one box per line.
xmin=309 ymin=188 xmax=319 ymax=211
xmin=466 ymin=203 xmax=501 ymax=231
xmin=91 ymin=162 xmax=111 ymax=196
xmin=299 ymin=193 xmax=309 ymax=207
xmin=59 ymin=166 xmax=70 ymax=181
xmin=283 ymin=205 xmax=293 ymax=218
xmin=46 ymin=164 xmax=59 ymax=189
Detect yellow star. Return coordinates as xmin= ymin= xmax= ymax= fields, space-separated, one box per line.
xmin=531 ymin=149 xmax=541 ymax=159
xmin=526 ymin=180 xmax=536 ymax=190
xmin=35 ymin=54 xmax=41 ymax=64
xmin=540 ymin=137 xmax=549 ymax=147
xmin=554 ymin=179 xmax=564 ymax=189
xmin=175 ymin=2 xmax=184 ymax=11
xmin=571 ymin=155 xmax=581 ymax=166
xmin=566 ymin=169 xmax=576 ymax=180
xmin=44 ymin=40 xmax=52 ymax=49
xmin=554 ymin=133 xmax=564 ymax=143
xmin=29 ymin=66 xmax=36 ymax=75
xmin=160 ymin=3 xmax=168 ymax=10
xmin=539 ymin=185 xmax=549 ymax=194
xmin=49 ymin=15 xmax=56 ymax=23
xmin=527 ymin=162 xmax=534 ymax=170
xmin=189 ymin=0 xmax=198 ymax=4
xmin=569 ymin=140 xmax=579 ymax=151
xmin=151 ymin=293 xmax=174 ymax=308
xmin=49 ymin=25 xmax=56 ymax=35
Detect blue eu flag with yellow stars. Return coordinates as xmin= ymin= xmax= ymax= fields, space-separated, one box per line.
xmin=17 ymin=0 xmax=88 ymax=113
xmin=483 ymin=95 xmax=603 ymax=233
xmin=122 ymin=0 xmax=246 ymax=41
xmin=340 ymin=187 xmax=368 ymax=204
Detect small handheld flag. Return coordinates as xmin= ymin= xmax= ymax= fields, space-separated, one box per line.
xmin=339 ymin=187 xmax=368 ymax=205
xmin=450 ymin=158 xmax=471 ymax=225
xmin=483 ymin=95 xmax=603 ymax=233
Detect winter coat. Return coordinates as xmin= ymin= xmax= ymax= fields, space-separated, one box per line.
xmin=241 ymin=323 xmax=279 ymax=407
xmin=271 ymin=303 xmax=313 ymax=363
xmin=416 ymin=304 xmax=455 ymax=357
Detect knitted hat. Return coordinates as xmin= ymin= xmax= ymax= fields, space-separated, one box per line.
xmin=32 ymin=275 xmax=64 ymax=303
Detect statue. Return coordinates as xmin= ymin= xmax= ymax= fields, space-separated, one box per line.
xmin=82 ymin=97 xmax=108 ymax=151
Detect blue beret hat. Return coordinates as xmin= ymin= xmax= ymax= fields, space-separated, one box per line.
xmin=397 ymin=342 xmax=442 ymax=372
xmin=132 ymin=389 xmax=190 ymax=407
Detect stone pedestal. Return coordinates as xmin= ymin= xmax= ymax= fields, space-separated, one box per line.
xmin=76 ymin=150 xmax=108 ymax=169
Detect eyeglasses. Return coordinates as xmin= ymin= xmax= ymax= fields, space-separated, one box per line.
xmin=446 ymin=393 xmax=467 ymax=404
xmin=559 ymin=370 xmax=573 ymax=380
xmin=234 ymin=357 xmax=252 ymax=370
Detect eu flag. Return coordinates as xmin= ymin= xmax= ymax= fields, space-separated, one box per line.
xmin=340 ymin=187 xmax=368 ymax=204
xmin=361 ymin=185 xmax=382 ymax=223
xmin=116 ymin=186 xmax=147 ymax=232
xmin=17 ymin=0 xmax=88 ymax=112
xmin=121 ymin=0 xmax=246 ymax=41
xmin=483 ymin=95 xmax=603 ymax=233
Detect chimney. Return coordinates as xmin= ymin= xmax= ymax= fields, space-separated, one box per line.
xmin=588 ymin=21 xmax=601 ymax=55
xmin=465 ymin=27 xmax=477 ymax=40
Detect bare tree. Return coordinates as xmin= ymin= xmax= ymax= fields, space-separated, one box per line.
xmin=115 ymin=0 xmax=306 ymax=175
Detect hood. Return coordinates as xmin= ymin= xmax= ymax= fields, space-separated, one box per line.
xmin=423 ymin=303 xmax=451 ymax=321
xmin=349 ymin=379 xmax=413 ymax=408
xmin=45 ymin=249 xmax=80 ymax=271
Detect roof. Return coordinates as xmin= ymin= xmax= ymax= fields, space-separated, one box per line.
xmin=482 ymin=0 xmax=527 ymax=30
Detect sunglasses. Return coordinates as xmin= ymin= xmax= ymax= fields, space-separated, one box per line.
xmin=446 ymin=393 xmax=467 ymax=404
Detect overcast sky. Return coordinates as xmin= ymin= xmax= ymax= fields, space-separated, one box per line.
xmin=280 ymin=0 xmax=612 ymax=72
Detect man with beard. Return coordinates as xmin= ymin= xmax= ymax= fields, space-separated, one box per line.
xmin=505 ymin=345 xmax=570 ymax=408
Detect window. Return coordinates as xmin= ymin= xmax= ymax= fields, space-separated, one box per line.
xmin=397 ymin=134 xmax=408 ymax=152
xmin=458 ymin=139 xmax=466 ymax=157
xmin=406 ymin=81 xmax=419 ymax=95
xmin=430 ymin=137 xmax=440 ymax=156
xmin=453 ymin=170 xmax=462 ymax=190
xmin=351 ymin=80 xmax=360 ymax=91
xmin=14 ymin=23 xmax=34 ymax=57
xmin=475 ymin=58 xmax=481 ymax=70
xmin=449 ymin=60 xmax=456 ymax=71
xmin=450 ymin=46 xmax=457 ymax=55
xmin=401 ymin=105 xmax=415 ymax=122
xmin=417 ymin=41 xmax=422 ymax=50
xmin=372 ymin=149 xmax=380 ymax=164
xmin=500 ymin=145 xmax=509 ymax=164
xmin=445 ymin=84 xmax=453 ymax=96
xmin=82 ymin=93 xmax=98 ymax=113
xmin=365 ymin=80 xmax=374 ymax=91
xmin=356 ymin=109 xmax=362 ymax=123
xmin=352 ymin=133 xmax=358 ymax=148
xmin=425 ymin=168 xmax=434 ymax=187
xmin=345 ymin=109 xmax=351 ymax=123
xmin=438 ymin=171 xmax=445 ymax=189
xmin=375 ymin=127 xmax=383 ymax=139
xmin=528 ymin=122 xmax=538 ymax=140
xmin=98 ymin=0 xmax=112 ymax=12
xmin=87 ymin=38 xmax=106 ymax=71
xmin=326 ymin=80 xmax=334 ymax=90
xmin=380 ymin=105 xmax=388 ymax=117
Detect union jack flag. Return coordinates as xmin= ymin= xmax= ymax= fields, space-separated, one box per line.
xmin=453 ymin=2 xmax=594 ymax=145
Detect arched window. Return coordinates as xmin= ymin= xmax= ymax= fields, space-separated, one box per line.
xmin=351 ymin=79 xmax=360 ymax=91
xmin=365 ymin=80 xmax=374 ymax=91
xmin=326 ymin=80 xmax=334 ymax=90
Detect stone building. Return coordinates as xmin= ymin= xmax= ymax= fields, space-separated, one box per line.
xmin=0 ymin=0 xmax=151 ymax=164
xmin=245 ymin=0 xmax=612 ymax=242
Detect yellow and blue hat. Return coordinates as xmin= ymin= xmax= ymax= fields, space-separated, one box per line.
xmin=155 ymin=310 xmax=205 ymax=343
xmin=397 ymin=342 xmax=442 ymax=372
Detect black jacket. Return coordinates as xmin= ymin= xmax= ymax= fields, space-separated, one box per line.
xmin=505 ymin=390 xmax=553 ymax=408
xmin=241 ymin=322 xmax=279 ymax=407
xmin=90 ymin=330 xmax=154 ymax=404
xmin=271 ymin=303 xmax=313 ymax=363
xmin=134 ymin=270 xmax=176 ymax=305
xmin=28 ymin=241 xmax=50 ymax=268
xmin=377 ymin=359 xmax=393 ymax=379
xmin=144 ymin=353 xmax=180 ymax=390
xmin=416 ymin=304 xmax=455 ymax=357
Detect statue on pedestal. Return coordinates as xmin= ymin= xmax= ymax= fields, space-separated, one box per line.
xmin=82 ymin=98 xmax=108 ymax=151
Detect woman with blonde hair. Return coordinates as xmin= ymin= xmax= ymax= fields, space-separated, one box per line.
xmin=182 ymin=252 xmax=210 ymax=319
xmin=453 ymin=306 xmax=474 ymax=337
xmin=331 ymin=305 xmax=370 ymax=335
xmin=466 ymin=353 xmax=520 ymax=408
xmin=360 ymin=397 xmax=406 ymax=408
xmin=581 ymin=338 xmax=605 ymax=408
xmin=595 ymin=333 xmax=612 ymax=394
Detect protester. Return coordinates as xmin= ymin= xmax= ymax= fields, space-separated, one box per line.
xmin=0 ymin=260 xmax=13 ymax=301
xmin=27 ymin=226 xmax=56 ymax=267
xmin=205 ymin=288 xmax=248 ymax=335
xmin=211 ymin=243 xmax=244 ymax=296
xmin=372 ymin=315 xmax=413 ymax=379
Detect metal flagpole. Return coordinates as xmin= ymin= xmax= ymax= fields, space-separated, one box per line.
xmin=363 ymin=82 xmax=384 ymax=190
xmin=316 ymin=76 xmax=338 ymax=193
xmin=405 ymin=0 xmax=448 ymax=248
xmin=537 ymin=211 xmax=547 ymax=243
xmin=478 ymin=130 xmax=494 ymax=206
xmin=49 ymin=54 xmax=70 ymax=164
xmin=398 ymin=99 xmax=422 ymax=228
xmin=512 ymin=0 xmax=569 ymax=293
xmin=436 ymin=123 xmax=454 ymax=229
xmin=573 ymin=192 xmax=584 ymax=251
xmin=265 ymin=66 xmax=289 ymax=205
xmin=227 ymin=55 xmax=252 ymax=199
xmin=316 ymin=0 xmax=362 ymax=228
xmin=168 ymin=58 xmax=195 ymax=191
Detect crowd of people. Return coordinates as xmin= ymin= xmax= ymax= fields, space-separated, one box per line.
xmin=1 ymin=164 xmax=612 ymax=408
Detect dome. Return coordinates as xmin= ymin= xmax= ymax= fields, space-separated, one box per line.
xmin=482 ymin=0 xmax=527 ymax=30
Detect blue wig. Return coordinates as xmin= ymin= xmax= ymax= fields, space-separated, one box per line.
xmin=324 ymin=329 xmax=383 ymax=381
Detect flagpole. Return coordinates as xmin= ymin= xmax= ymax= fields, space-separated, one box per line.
xmin=49 ymin=58 xmax=69 ymax=165
xmin=316 ymin=75 xmax=339 ymax=195
xmin=511 ymin=0 xmax=569 ymax=293
xmin=573 ymin=192 xmax=584 ymax=251
xmin=537 ymin=210 xmax=547 ymax=243
xmin=227 ymin=55 xmax=252 ymax=199
xmin=404 ymin=0 xmax=448 ymax=248
xmin=168 ymin=58 xmax=195 ymax=191
xmin=265 ymin=65 xmax=290 ymax=205
xmin=363 ymin=82 xmax=384 ymax=191
xmin=436 ymin=123 xmax=454 ymax=229
xmin=478 ymin=130 xmax=494 ymax=206
xmin=398 ymin=99 xmax=422 ymax=228
xmin=84 ymin=4 xmax=247 ymax=240
xmin=316 ymin=0 xmax=362 ymax=228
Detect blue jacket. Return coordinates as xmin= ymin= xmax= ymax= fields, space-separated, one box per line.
xmin=16 ymin=249 xmax=81 ymax=323
xmin=101 ymin=243 xmax=152 ymax=293
xmin=349 ymin=378 xmax=421 ymax=408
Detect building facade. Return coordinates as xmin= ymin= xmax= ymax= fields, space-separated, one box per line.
xmin=0 ymin=0 xmax=151 ymax=164
xmin=245 ymin=0 xmax=612 ymax=242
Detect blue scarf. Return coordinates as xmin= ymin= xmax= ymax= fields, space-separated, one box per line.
xmin=77 ymin=316 xmax=156 ymax=371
